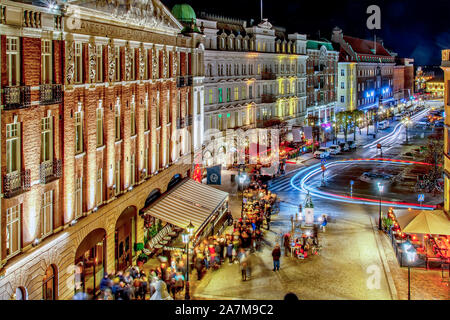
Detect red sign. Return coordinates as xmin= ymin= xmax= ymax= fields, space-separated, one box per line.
xmin=321 ymin=165 xmax=326 ymax=171
xmin=377 ymin=144 xmax=382 ymax=149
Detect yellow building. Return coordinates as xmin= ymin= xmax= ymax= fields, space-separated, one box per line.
xmin=442 ymin=49 xmax=450 ymax=215
xmin=425 ymin=76 xmax=444 ymax=98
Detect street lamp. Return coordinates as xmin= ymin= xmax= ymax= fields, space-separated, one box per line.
xmin=377 ymin=182 xmax=384 ymax=230
xmin=403 ymin=240 xmax=417 ymax=300
xmin=402 ymin=117 xmax=412 ymax=144
xmin=182 ymin=221 xmax=195 ymax=300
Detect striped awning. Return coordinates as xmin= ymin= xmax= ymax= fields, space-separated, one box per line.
xmin=143 ymin=179 xmax=229 ymax=234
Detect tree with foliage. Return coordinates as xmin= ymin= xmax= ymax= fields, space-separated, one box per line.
xmin=350 ymin=110 xmax=364 ymax=141
xmin=336 ymin=111 xmax=351 ymax=142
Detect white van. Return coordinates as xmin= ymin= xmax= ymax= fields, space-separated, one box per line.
xmin=378 ymin=120 xmax=390 ymax=130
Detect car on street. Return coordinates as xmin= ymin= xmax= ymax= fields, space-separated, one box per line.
xmin=339 ymin=142 xmax=350 ymax=152
xmin=314 ymin=147 xmax=330 ymax=159
xmin=393 ymin=114 xmax=402 ymax=121
xmin=329 ymin=145 xmax=341 ymax=155
xmin=359 ymin=172 xmax=395 ymax=183
xmin=378 ymin=120 xmax=390 ymax=130
xmin=347 ymin=141 xmax=357 ymax=150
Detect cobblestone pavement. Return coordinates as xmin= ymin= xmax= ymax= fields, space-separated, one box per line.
xmin=190 ymin=196 xmax=393 ymax=300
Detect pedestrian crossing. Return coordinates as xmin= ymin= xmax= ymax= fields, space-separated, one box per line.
xmin=268 ymin=172 xmax=300 ymax=192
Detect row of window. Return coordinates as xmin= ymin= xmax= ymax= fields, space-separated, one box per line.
xmin=5 ymin=36 xmax=189 ymax=87
xmin=6 ymin=190 xmax=53 ymax=258
xmin=209 ymin=62 xmax=305 ymax=78
xmin=213 ymin=36 xmax=306 ymax=55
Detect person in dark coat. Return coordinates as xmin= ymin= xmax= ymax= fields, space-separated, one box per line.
xmin=265 ymin=214 xmax=271 ymax=230
xmin=272 ymin=244 xmax=281 ymax=271
xmin=283 ymin=234 xmax=291 ymax=256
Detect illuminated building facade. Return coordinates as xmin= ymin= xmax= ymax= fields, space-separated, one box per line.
xmin=425 ymin=76 xmax=444 ymax=98
xmin=0 ymin=0 xmax=204 ymax=300
xmin=305 ymin=39 xmax=339 ymax=123
xmin=442 ymin=49 xmax=450 ymax=217
xmin=336 ymin=62 xmax=357 ymax=112
xmin=185 ymin=10 xmax=307 ymax=165
xmin=393 ymin=58 xmax=414 ymax=103
xmin=332 ymin=27 xmax=395 ymax=115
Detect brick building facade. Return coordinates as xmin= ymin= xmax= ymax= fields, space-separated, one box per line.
xmin=0 ymin=0 xmax=204 ymax=300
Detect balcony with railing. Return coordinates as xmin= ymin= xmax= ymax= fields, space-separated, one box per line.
xmin=40 ymin=159 xmax=62 ymax=184
xmin=39 ymin=84 xmax=62 ymax=105
xmin=3 ymin=169 xmax=31 ymax=198
xmin=3 ymin=86 xmax=31 ymax=110
xmin=176 ymin=75 xmax=193 ymax=88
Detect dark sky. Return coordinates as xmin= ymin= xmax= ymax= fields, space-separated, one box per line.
xmin=162 ymin=0 xmax=450 ymax=66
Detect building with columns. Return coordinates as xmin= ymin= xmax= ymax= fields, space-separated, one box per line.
xmin=0 ymin=0 xmax=206 ymax=300
xmin=176 ymin=9 xmax=307 ymax=166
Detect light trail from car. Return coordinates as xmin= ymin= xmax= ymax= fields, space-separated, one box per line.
xmin=290 ymin=158 xmax=437 ymax=210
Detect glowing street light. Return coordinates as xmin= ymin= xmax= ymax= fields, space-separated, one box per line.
xmin=402 ymin=240 xmax=417 ymax=300
xmin=182 ymin=221 xmax=195 ymax=300
xmin=402 ymin=117 xmax=412 ymax=143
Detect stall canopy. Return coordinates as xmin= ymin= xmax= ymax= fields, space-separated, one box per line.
xmin=394 ymin=209 xmax=450 ymax=235
xmin=143 ymin=179 xmax=228 ymax=234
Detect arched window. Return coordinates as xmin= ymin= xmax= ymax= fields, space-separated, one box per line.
xmin=43 ymin=265 xmax=57 ymax=300
xmin=14 ymin=287 xmax=28 ymax=300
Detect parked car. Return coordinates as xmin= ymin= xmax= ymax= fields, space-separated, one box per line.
xmin=339 ymin=142 xmax=350 ymax=152
xmin=347 ymin=141 xmax=357 ymax=150
xmin=329 ymin=145 xmax=341 ymax=155
xmin=378 ymin=120 xmax=390 ymax=130
xmin=314 ymin=147 xmax=330 ymax=159
xmin=393 ymin=114 xmax=402 ymax=121
xmin=359 ymin=172 xmax=395 ymax=183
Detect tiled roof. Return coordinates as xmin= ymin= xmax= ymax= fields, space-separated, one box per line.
xmin=343 ymin=35 xmax=392 ymax=57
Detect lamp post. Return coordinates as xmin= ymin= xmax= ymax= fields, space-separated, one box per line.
xmin=403 ymin=240 xmax=417 ymax=300
xmin=402 ymin=117 xmax=411 ymax=144
xmin=182 ymin=221 xmax=195 ymax=300
xmin=377 ymin=182 xmax=384 ymax=230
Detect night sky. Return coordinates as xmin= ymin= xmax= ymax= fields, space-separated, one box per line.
xmin=162 ymin=0 xmax=450 ymax=66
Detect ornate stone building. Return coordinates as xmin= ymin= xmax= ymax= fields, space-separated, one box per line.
xmin=0 ymin=0 xmax=204 ymax=300
xmin=172 ymin=8 xmax=308 ymax=166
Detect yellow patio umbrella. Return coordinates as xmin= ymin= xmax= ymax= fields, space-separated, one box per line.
xmin=397 ymin=210 xmax=450 ymax=235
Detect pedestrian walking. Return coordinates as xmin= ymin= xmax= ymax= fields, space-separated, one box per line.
xmin=283 ymin=234 xmax=291 ymax=257
xmin=272 ymin=244 xmax=281 ymax=271
xmin=321 ymin=214 xmax=328 ymax=232
xmin=265 ymin=213 xmax=271 ymax=230
xmin=238 ymin=249 xmax=248 ymax=281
